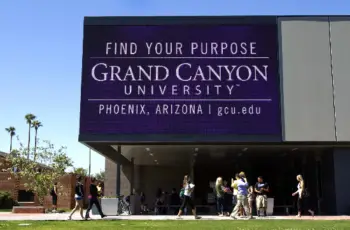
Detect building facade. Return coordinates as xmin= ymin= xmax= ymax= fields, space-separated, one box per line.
xmin=79 ymin=16 xmax=350 ymax=215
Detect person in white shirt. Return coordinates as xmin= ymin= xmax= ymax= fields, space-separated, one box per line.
xmin=176 ymin=175 xmax=200 ymax=219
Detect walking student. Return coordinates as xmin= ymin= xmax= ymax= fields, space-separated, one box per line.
xmin=176 ymin=175 xmax=200 ymax=219
xmin=230 ymin=172 xmax=252 ymax=219
xmin=68 ymin=176 xmax=85 ymax=220
xmin=50 ymin=182 xmax=58 ymax=212
xmin=255 ymin=176 xmax=269 ymax=217
xmin=292 ymin=174 xmax=315 ymax=218
xmin=85 ymin=178 xmax=106 ymax=220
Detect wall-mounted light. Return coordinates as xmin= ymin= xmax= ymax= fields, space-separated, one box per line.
xmin=146 ymin=148 xmax=150 ymax=152
xmin=149 ymin=153 xmax=154 ymax=157
xmin=242 ymin=148 xmax=248 ymax=152
xmin=195 ymin=148 xmax=199 ymax=152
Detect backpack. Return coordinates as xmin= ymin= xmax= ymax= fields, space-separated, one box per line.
xmin=302 ymin=188 xmax=310 ymax=198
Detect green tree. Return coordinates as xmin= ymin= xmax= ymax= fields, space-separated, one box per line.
xmin=24 ymin=113 xmax=36 ymax=159
xmin=31 ymin=120 xmax=43 ymax=161
xmin=5 ymin=126 xmax=16 ymax=153
xmin=94 ymin=170 xmax=105 ymax=181
xmin=73 ymin=167 xmax=88 ymax=177
xmin=4 ymin=139 xmax=73 ymax=205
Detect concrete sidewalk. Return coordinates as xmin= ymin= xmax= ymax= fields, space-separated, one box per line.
xmin=0 ymin=212 xmax=349 ymax=221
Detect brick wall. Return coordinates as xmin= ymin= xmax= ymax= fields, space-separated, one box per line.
xmin=0 ymin=172 xmax=94 ymax=210
xmin=43 ymin=173 xmax=76 ymax=209
xmin=104 ymin=158 xmax=117 ymax=196
xmin=104 ymin=158 xmax=133 ymax=197
xmin=0 ymin=172 xmax=15 ymax=196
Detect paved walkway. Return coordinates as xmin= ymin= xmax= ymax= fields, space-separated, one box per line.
xmin=0 ymin=212 xmax=349 ymax=221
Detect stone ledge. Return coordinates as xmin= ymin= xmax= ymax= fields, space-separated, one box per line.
xmin=18 ymin=202 xmax=36 ymax=207
xmin=12 ymin=206 xmax=45 ymax=214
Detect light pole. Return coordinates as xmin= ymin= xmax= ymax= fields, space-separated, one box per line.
xmin=88 ymin=148 xmax=91 ymax=177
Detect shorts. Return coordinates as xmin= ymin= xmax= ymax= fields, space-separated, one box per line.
xmin=180 ymin=196 xmax=195 ymax=211
xmin=75 ymin=195 xmax=83 ymax=200
xmin=256 ymin=195 xmax=267 ymax=209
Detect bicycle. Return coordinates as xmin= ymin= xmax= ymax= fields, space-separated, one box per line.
xmin=117 ymin=195 xmax=130 ymax=215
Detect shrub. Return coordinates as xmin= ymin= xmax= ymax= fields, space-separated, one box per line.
xmin=0 ymin=191 xmax=14 ymax=209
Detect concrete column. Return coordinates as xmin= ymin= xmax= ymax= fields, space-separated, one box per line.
xmin=104 ymin=158 xmax=116 ymax=197
xmin=333 ymin=148 xmax=350 ymax=215
xmin=133 ymin=165 xmax=141 ymax=194
xmin=116 ymin=146 xmax=121 ymax=196
xmin=130 ymin=158 xmax=134 ymax=194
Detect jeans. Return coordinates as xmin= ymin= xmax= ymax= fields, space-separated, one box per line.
xmin=216 ymin=197 xmax=224 ymax=214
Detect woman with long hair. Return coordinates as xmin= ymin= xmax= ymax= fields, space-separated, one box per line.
xmin=176 ymin=175 xmax=200 ymax=219
xmin=68 ymin=176 xmax=85 ymax=220
xmin=292 ymin=174 xmax=315 ymax=217
xmin=215 ymin=177 xmax=225 ymax=216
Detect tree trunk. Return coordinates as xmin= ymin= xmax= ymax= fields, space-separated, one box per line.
xmin=27 ymin=123 xmax=31 ymax=160
xmin=33 ymin=128 xmax=38 ymax=162
xmin=10 ymin=135 xmax=13 ymax=153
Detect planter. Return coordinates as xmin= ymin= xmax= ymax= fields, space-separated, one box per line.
xmin=267 ymin=198 xmax=274 ymax=215
xmin=92 ymin=198 xmax=119 ymax=216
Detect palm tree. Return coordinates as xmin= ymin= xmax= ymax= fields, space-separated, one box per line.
xmin=31 ymin=120 xmax=42 ymax=162
xmin=5 ymin=126 xmax=16 ymax=153
xmin=25 ymin=113 xmax=36 ymax=159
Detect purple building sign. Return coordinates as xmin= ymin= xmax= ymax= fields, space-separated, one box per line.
xmin=80 ymin=23 xmax=281 ymax=139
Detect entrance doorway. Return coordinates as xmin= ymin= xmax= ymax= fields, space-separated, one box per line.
xmin=120 ymin=145 xmax=334 ymax=215
xmin=192 ymin=147 xmax=329 ymax=215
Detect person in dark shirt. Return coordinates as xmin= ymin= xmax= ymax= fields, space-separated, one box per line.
xmin=170 ymin=188 xmax=180 ymax=214
xmin=50 ymin=182 xmax=58 ymax=212
xmin=85 ymin=177 xmax=106 ymax=220
xmin=223 ymin=180 xmax=232 ymax=216
xmin=68 ymin=176 xmax=85 ymax=220
xmin=254 ymin=176 xmax=269 ymax=217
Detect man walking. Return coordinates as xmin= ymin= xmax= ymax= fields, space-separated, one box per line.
xmin=230 ymin=172 xmax=252 ymax=219
xmin=85 ymin=178 xmax=106 ymax=220
xmin=255 ymin=176 xmax=269 ymax=217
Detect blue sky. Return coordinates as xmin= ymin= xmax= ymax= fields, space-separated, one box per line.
xmin=0 ymin=0 xmax=348 ymax=174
